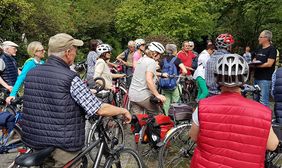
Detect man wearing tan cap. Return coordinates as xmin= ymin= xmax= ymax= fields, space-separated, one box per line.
xmin=0 ymin=41 xmax=20 ymax=93
xmin=21 ymin=33 xmax=131 ymax=167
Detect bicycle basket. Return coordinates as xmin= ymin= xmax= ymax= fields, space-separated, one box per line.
xmin=168 ymin=103 xmax=193 ymax=122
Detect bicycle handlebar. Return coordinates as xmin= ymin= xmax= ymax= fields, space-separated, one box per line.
xmin=10 ymin=97 xmax=23 ymax=106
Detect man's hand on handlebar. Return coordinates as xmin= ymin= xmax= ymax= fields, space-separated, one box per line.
xmin=122 ymin=109 xmax=132 ymax=124
xmin=6 ymin=96 xmax=15 ymax=104
xmin=156 ymin=94 xmax=166 ymax=103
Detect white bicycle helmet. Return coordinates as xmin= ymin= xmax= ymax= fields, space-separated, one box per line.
xmin=215 ymin=54 xmax=249 ymax=87
xmin=135 ymin=39 xmax=146 ymax=49
xmin=96 ymin=44 xmax=112 ymax=56
xmin=148 ymin=42 xmax=165 ymax=54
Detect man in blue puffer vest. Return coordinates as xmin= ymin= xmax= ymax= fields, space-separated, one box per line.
xmin=21 ymin=33 xmax=132 ymax=167
xmin=0 ymin=41 xmax=19 ymax=93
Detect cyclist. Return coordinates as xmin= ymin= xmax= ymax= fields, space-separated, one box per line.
xmin=193 ymin=44 xmax=215 ymax=101
xmin=6 ymin=41 xmax=45 ymax=104
xmin=21 ymin=33 xmax=131 ymax=167
xmin=189 ymin=41 xmax=199 ymax=70
xmin=86 ymin=39 xmax=103 ymax=87
xmin=94 ymin=44 xmax=125 ymax=90
xmin=129 ymin=42 xmax=166 ymax=115
xmin=189 ymin=54 xmax=279 ymax=168
xmin=116 ymin=40 xmax=135 ymax=85
xmin=132 ymin=38 xmax=146 ymax=71
xmin=0 ymin=41 xmax=20 ymax=93
xmin=159 ymin=44 xmax=187 ymax=115
xmin=205 ymin=33 xmax=234 ymax=96
xmin=177 ymin=41 xmax=196 ymax=76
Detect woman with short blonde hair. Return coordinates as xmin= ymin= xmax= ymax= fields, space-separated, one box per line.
xmin=6 ymin=41 xmax=45 ymax=103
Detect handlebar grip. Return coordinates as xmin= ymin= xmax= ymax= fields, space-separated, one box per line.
xmin=10 ymin=97 xmax=23 ymax=106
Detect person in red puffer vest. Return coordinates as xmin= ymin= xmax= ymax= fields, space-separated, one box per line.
xmin=189 ymin=54 xmax=279 ymax=168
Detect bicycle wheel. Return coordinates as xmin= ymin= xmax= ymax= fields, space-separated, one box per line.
xmin=104 ymin=147 xmax=144 ymax=168
xmin=158 ymin=124 xmax=195 ymax=168
xmin=87 ymin=117 xmax=124 ymax=162
xmin=1 ymin=124 xmax=23 ymax=153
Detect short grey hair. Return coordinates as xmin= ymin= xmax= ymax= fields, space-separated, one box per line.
xmin=48 ymin=50 xmax=65 ymax=57
xmin=262 ymin=30 xmax=273 ymax=41
xmin=166 ymin=44 xmax=177 ymax=54
xmin=128 ymin=40 xmax=135 ymax=46
xmin=48 ymin=46 xmax=73 ymax=57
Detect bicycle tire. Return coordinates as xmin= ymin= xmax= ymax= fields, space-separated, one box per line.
xmin=158 ymin=124 xmax=195 ymax=168
xmin=104 ymin=147 xmax=144 ymax=168
xmin=1 ymin=124 xmax=23 ymax=154
xmin=86 ymin=117 xmax=125 ymax=163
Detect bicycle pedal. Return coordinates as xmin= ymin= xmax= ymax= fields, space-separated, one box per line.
xmin=156 ymin=142 xmax=164 ymax=148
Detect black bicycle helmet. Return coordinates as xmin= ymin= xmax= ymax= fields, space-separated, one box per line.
xmin=215 ymin=54 xmax=249 ymax=87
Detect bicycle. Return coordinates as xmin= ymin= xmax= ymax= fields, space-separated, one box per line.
xmin=112 ymin=75 xmax=131 ymax=110
xmin=0 ymin=97 xmax=24 ymax=154
xmin=74 ymin=59 xmax=87 ymax=80
xmin=13 ymin=115 xmax=144 ymax=168
xmin=130 ymin=97 xmax=174 ymax=167
xmin=241 ymin=84 xmax=261 ymax=100
xmin=178 ymin=76 xmax=197 ymax=104
xmin=265 ymin=123 xmax=282 ymax=168
xmin=86 ymin=77 xmax=125 ymax=165
xmin=158 ymin=101 xmax=195 ymax=168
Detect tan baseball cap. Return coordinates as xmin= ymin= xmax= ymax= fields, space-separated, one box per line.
xmin=48 ymin=33 xmax=83 ymax=53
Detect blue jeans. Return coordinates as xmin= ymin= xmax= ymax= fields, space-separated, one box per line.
xmin=254 ymin=80 xmax=271 ymax=107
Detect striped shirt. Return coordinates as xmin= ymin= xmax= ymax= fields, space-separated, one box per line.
xmin=205 ymin=49 xmax=230 ymax=95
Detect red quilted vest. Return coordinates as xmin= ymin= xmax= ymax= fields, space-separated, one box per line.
xmin=190 ymin=92 xmax=271 ymax=168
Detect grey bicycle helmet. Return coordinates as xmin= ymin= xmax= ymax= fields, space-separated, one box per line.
xmin=215 ymin=54 xmax=249 ymax=87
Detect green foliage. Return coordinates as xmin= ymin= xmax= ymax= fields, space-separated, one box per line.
xmin=211 ymin=0 xmax=282 ymax=51
xmin=116 ymin=0 xmax=216 ymax=42
xmin=1 ymin=0 xmax=282 ymax=66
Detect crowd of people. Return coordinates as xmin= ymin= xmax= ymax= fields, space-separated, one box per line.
xmin=0 ymin=29 xmax=281 ymax=167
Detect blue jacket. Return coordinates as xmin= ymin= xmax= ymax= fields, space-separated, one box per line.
xmin=0 ymin=53 xmax=18 ymax=87
xmin=10 ymin=58 xmax=44 ymax=97
xmin=274 ymin=68 xmax=282 ymax=123
xmin=22 ymin=56 xmax=85 ymax=152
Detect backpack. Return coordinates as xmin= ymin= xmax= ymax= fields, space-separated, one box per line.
xmin=159 ymin=57 xmax=178 ymax=90
xmin=123 ymin=49 xmax=130 ymax=62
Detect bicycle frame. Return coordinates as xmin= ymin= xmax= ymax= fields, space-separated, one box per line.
xmin=63 ymin=116 xmax=122 ymax=168
xmin=0 ymin=99 xmax=23 ymax=154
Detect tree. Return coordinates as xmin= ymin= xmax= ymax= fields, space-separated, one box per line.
xmin=0 ymin=0 xmax=34 ymax=42
xmin=115 ymin=0 xmax=216 ymax=43
xmin=211 ymin=0 xmax=282 ymax=51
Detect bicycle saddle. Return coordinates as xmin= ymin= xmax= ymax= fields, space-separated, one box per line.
xmin=15 ymin=147 xmax=55 ymax=166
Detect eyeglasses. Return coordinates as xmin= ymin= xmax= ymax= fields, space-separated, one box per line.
xmin=36 ymin=49 xmax=45 ymax=53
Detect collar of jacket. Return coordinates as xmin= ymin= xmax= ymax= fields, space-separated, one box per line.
xmin=47 ymin=55 xmax=70 ymax=69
